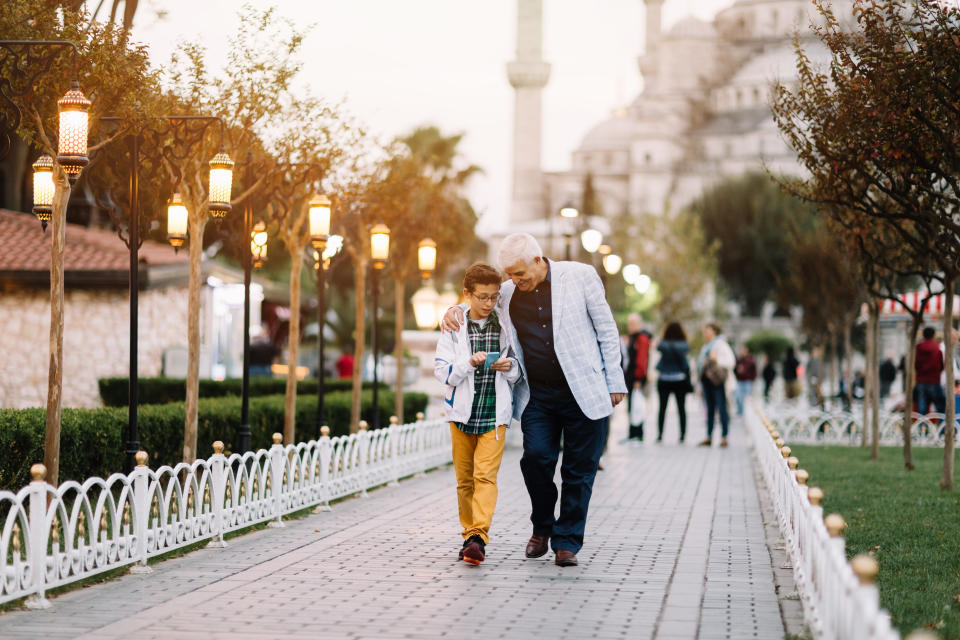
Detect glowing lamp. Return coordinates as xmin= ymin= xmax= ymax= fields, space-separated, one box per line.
xmin=56 ymin=82 xmax=91 ymax=182
xmin=32 ymin=155 xmax=54 ymax=231
xmin=581 ymin=229 xmax=603 ymax=254
xmin=560 ymin=206 xmax=578 ymax=218
xmin=418 ymin=238 xmax=437 ymax=279
xmin=370 ymin=223 xmax=390 ymax=269
xmin=412 ymin=285 xmax=440 ymax=330
xmin=251 ymin=222 xmax=268 ymax=268
xmin=622 ymin=263 xmax=641 ymax=284
xmin=166 ymin=193 xmax=188 ymax=250
xmin=635 ymin=274 xmax=652 ymax=294
xmin=603 ymin=254 xmax=622 ymax=275
xmin=309 ymin=194 xmax=332 ymax=249
xmin=208 ymin=151 xmax=234 ymax=218
xmin=598 ymin=244 xmax=612 ymax=255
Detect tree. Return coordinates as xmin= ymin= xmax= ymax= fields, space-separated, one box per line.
xmin=771 ymin=0 xmax=960 ymax=488
xmin=0 ymin=2 xmax=156 ymax=483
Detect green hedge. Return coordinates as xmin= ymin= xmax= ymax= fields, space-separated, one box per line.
xmin=98 ymin=377 xmax=385 ymax=407
xmin=0 ymin=390 xmax=428 ymax=492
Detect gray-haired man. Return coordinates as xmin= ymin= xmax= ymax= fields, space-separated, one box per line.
xmin=443 ymin=233 xmax=626 ymax=566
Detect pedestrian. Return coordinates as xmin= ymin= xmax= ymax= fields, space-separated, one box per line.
xmin=335 ymin=350 xmax=354 ymax=379
xmin=806 ymin=346 xmax=824 ymax=408
xmin=624 ymin=313 xmax=652 ymax=440
xmin=761 ymin=354 xmax=776 ymax=401
xmin=434 ymin=263 xmax=522 ymax=565
xmin=878 ymin=355 xmax=897 ymax=399
xmin=782 ymin=347 xmax=801 ymax=400
xmin=441 ymin=233 xmax=626 ymax=567
xmin=915 ymin=326 xmax=946 ymax=415
xmin=697 ymin=321 xmax=736 ymax=447
xmin=655 ymin=321 xmax=692 ymax=442
xmin=734 ymin=344 xmax=757 ymax=416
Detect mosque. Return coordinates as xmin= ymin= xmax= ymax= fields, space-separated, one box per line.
xmin=506 ymin=0 xmax=851 ymax=236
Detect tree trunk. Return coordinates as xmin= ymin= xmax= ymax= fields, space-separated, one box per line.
xmin=843 ymin=322 xmax=854 ymax=418
xmin=941 ymin=277 xmax=955 ymax=491
xmin=829 ymin=332 xmax=839 ymax=404
xmin=869 ymin=303 xmax=880 ymax=459
xmin=903 ymin=314 xmax=920 ymax=470
xmin=863 ymin=304 xmax=874 ymax=451
xmin=350 ymin=255 xmax=367 ymax=433
xmin=283 ymin=252 xmax=302 ymax=444
xmin=43 ymin=175 xmax=71 ymax=486
xmin=183 ymin=211 xmax=207 ymax=463
xmin=393 ymin=277 xmax=405 ymax=423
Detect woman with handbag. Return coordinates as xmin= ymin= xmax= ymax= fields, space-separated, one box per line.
xmin=655 ymin=322 xmax=692 ymax=442
xmin=697 ymin=321 xmax=736 ymax=447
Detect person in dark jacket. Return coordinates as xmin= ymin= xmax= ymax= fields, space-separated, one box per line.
xmin=878 ymin=355 xmax=897 ymax=399
xmin=761 ymin=354 xmax=776 ymax=401
xmin=914 ymin=327 xmax=945 ymax=414
xmin=734 ymin=345 xmax=757 ymax=415
xmin=783 ymin=347 xmax=801 ymax=400
xmin=624 ymin=313 xmax=652 ymax=440
xmin=655 ymin=322 xmax=691 ymax=442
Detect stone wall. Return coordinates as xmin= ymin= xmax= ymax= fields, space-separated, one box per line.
xmin=0 ymin=286 xmax=190 ymax=408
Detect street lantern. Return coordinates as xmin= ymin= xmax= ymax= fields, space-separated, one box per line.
xmin=412 ymin=285 xmax=440 ymax=330
xmin=598 ymin=244 xmax=612 ymax=255
xmin=208 ymin=151 xmax=234 ymax=218
xmin=560 ymin=205 xmax=579 ymax=218
xmin=622 ymin=263 xmax=641 ymax=284
xmin=309 ymin=194 xmax=331 ymax=249
xmin=603 ymin=253 xmax=622 ymax=275
xmin=166 ymin=193 xmax=188 ymax=250
xmin=56 ymin=82 xmax=91 ymax=182
xmin=635 ymin=274 xmax=652 ymax=294
xmin=370 ymin=223 xmax=390 ymax=269
xmin=31 ymin=155 xmax=54 ymax=230
xmin=437 ymin=283 xmax=460 ymax=315
xmin=251 ymin=222 xmax=268 ymax=268
xmin=581 ymin=229 xmax=603 ymax=254
xmin=418 ymin=238 xmax=437 ymax=279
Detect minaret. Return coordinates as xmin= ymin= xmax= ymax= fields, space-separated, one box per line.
xmin=507 ymin=0 xmax=551 ymax=225
xmin=639 ymin=0 xmax=664 ymax=89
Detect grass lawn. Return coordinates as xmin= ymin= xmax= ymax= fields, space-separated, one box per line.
xmin=789 ymin=444 xmax=960 ymax=639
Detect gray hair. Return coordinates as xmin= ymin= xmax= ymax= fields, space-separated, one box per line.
xmin=497 ymin=233 xmax=544 ymax=269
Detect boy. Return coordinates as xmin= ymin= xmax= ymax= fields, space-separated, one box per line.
xmin=434 ymin=262 xmax=522 ymax=565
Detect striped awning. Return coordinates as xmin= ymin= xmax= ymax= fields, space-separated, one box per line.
xmin=879 ymin=291 xmax=960 ymax=317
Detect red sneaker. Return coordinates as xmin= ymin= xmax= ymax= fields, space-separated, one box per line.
xmin=462 ymin=536 xmax=485 ymax=564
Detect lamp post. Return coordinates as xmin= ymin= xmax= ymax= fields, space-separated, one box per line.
xmin=309 ymin=194 xmax=332 ymax=437
xmin=232 ymin=155 xmax=257 ymax=454
xmin=369 ymin=223 xmax=390 ymax=430
xmin=559 ymin=205 xmax=578 ymax=261
xmin=412 ymin=238 xmax=439 ymax=330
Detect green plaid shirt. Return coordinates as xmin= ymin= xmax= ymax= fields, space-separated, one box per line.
xmin=456 ymin=311 xmax=502 ymax=435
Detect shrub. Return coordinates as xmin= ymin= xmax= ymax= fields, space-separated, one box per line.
xmin=744 ymin=330 xmax=794 ymax=360
xmin=0 ymin=390 xmax=428 ymax=491
xmin=97 ymin=377 xmax=384 ymax=407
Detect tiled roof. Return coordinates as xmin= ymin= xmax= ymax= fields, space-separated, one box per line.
xmin=0 ymin=209 xmax=187 ymax=272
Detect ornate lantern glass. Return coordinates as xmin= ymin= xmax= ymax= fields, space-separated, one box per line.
xmin=166 ymin=193 xmax=188 ymax=249
xmin=251 ymin=222 xmax=268 ymax=268
xmin=208 ymin=151 xmax=234 ymax=218
xmin=580 ymin=229 xmax=603 ymax=254
xmin=622 ymin=263 xmax=641 ymax=284
xmin=57 ymin=83 xmax=91 ymax=181
xmin=418 ymin=238 xmax=437 ymax=279
xmin=603 ymin=254 xmax=622 ymax=275
xmin=309 ymin=194 xmax=332 ymax=249
xmin=32 ymin=155 xmax=54 ymax=230
xmin=370 ymin=223 xmax=390 ymax=268
xmin=411 ymin=285 xmax=440 ymax=330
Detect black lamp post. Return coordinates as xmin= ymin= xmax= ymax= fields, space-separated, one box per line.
xmin=559 ymin=205 xmax=578 ymax=261
xmin=369 ymin=223 xmax=390 ymax=430
xmin=237 ymin=154 xmax=255 ymax=455
xmin=309 ymin=194 xmax=332 ymax=437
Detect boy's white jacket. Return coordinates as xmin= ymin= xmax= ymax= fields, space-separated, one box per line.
xmin=434 ymin=311 xmax=523 ymax=427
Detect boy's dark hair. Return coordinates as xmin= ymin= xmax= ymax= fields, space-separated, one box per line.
xmin=923 ymin=326 xmax=936 ymax=339
xmin=463 ymin=262 xmax=502 ymax=292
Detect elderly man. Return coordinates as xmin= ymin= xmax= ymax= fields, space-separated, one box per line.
xmin=443 ymin=233 xmax=626 ymax=567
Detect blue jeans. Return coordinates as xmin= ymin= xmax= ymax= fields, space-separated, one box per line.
xmin=914 ymin=383 xmax=946 ymax=415
xmin=735 ymin=380 xmax=753 ymax=415
xmin=520 ymin=382 xmax=606 ymax=554
xmin=703 ymin=378 xmax=729 ymax=438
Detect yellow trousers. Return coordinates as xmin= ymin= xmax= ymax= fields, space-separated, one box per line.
xmin=450 ymin=423 xmax=506 ymax=544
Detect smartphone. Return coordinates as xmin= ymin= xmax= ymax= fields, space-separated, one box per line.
xmin=484 ymin=351 xmax=500 ymax=369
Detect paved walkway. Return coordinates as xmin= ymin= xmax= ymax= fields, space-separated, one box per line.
xmin=0 ymin=402 xmax=787 ymax=640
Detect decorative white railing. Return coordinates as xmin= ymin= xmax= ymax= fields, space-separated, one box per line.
xmin=761 ymin=402 xmax=951 ymax=447
xmin=0 ymin=417 xmax=451 ymax=609
xmin=748 ymin=405 xmax=899 ymax=640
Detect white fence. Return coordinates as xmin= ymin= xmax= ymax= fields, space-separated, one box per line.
xmin=748 ymin=405 xmax=899 ymax=640
xmin=0 ymin=418 xmax=451 ymax=609
xmin=761 ymin=402 xmax=951 ymax=446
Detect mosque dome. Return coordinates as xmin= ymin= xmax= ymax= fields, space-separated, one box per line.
xmin=664 ymin=16 xmax=716 ymax=40
xmin=578 ymin=112 xmax=637 ymax=152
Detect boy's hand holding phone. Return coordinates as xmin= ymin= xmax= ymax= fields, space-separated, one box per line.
xmin=469 ymin=351 xmax=487 ymax=367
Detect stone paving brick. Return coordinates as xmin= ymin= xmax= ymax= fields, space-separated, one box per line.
xmin=0 ymin=403 xmax=791 ymax=639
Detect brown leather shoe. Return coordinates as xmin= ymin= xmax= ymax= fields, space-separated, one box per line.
xmin=555 ymin=549 xmax=578 ymax=566
xmin=697 ymin=439 xmax=712 ymax=447
xmin=525 ymin=534 xmax=549 ymax=558
xmin=720 ymin=438 xmax=729 ymax=448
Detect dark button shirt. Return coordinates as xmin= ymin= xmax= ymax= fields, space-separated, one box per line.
xmin=510 ymin=260 xmax=564 ymax=386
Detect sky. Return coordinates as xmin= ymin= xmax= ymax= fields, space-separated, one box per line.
xmin=131 ymin=0 xmax=734 ymax=235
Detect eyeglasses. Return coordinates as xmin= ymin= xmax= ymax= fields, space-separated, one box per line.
xmin=470 ymin=292 xmax=499 ymax=304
